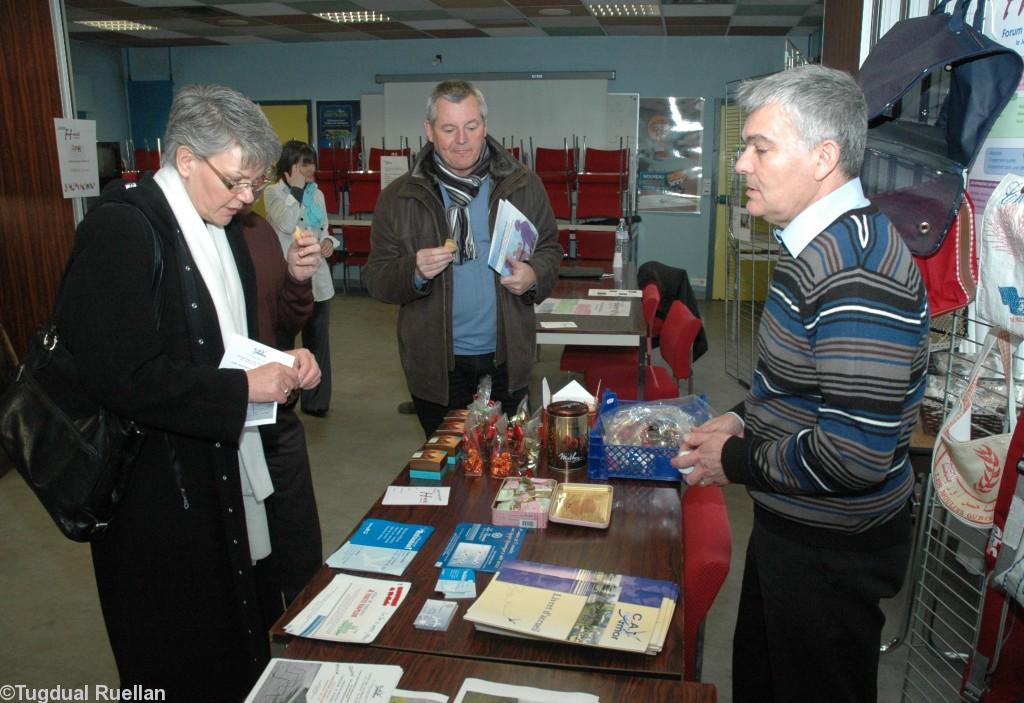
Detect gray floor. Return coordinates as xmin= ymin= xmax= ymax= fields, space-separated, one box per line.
xmin=0 ymin=294 xmax=911 ymax=701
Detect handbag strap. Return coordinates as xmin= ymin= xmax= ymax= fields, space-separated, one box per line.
xmin=55 ymin=203 xmax=164 ymax=330
xmin=936 ymin=0 xmax=985 ymax=32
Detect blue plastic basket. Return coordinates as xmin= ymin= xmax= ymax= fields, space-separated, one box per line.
xmin=586 ymin=391 xmax=712 ymax=481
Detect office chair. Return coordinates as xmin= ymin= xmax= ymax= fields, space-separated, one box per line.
xmin=682 ymin=483 xmax=731 ymax=681
xmin=340 ymin=224 xmax=372 ymax=293
xmin=583 ymin=299 xmax=702 ymax=400
xmin=576 ymin=147 xmax=629 ymax=222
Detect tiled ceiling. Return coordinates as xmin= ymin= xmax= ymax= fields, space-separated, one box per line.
xmin=65 ymin=0 xmax=824 ymax=46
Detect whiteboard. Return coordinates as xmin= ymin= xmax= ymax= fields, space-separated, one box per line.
xmin=381 ymin=78 xmax=608 ymax=160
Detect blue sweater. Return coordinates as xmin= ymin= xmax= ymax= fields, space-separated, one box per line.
xmin=722 ymin=203 xmax=930 ymax=534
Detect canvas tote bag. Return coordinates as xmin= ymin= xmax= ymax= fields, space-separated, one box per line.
xmin=932 ymin=327 xmax=1019 ymax=528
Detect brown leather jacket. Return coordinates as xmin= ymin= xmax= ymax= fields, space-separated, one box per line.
xmin=365 ymin=137 xmax=563 ymax=405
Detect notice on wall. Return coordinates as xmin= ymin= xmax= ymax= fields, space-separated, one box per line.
xmin=967 ymin=9 xmax=1024 ymax=229
xmin=380 ymin=155 xmax=409 ymax=189
xmin=54 ymin=118 xmax=99 ymax=198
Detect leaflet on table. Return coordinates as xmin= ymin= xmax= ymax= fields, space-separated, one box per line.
xmin=391 ymin=691 xmax=449 ymax=703
xmin=435 ymin=566 xmax=477 ymax=599
xmin=327 ymin=518 xmax=434 ymax=576
xmin=219 ymin=333 xmax=295 ymax=427
xmin=382 ymin=485 xmax=451 ymax=506
xmin=534 ymin=298 xmax=632 ymax=317
xmin=463 ymin=559 xmax=677 ymax=655
xmin=435 ymin=523 xmax=526 ymax=573
xmin=539 ymin=321 xmax=578 ymax=329
xmin=453 ymin=678 xmax=599 ymax=703
xmin=488 ymin=199 xmax=538 ymax=276
xmin=587 ymin=288 xmax=641 ymax=298
xmin=245 ymin=658 xmax=402 ymax=703
xmin=284 ymin=573 xmax=409 ymax=644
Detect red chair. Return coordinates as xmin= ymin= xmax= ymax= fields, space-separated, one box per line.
xmin=560 ymin=282 xmax=660 ymax=374
xmin=584 ymin=299 xmax=702 ymax=400
xmin=133 ymin=148 xmax=160 ymax=174
xmin=340 ymin=224 xmax=372 ymax=293
xmin=348 ymin=147 xmax=408 ymax=216
xmin=534 ymin=146 xmax=577 ymax=220
xmin=557 ymin=228 xmax=572 ymax=258
xmin=574 ymin=229 xmax=616 ymax=261
xmin=576 ymin=147 xmax=629 ymax=222
xmin=682 ymin=484 xmax=731 ymax=681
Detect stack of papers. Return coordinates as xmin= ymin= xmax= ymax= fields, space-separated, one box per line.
xmin=454 ymin=678 xmax=598 ymax=703
xmin=327 ymin=518 xmax=433 ymax=576
xmin=246 ymin=658 xmax=402 ymax=703
xmin=435 ymin=523 xmax=527 ymax=573
xmin=464 ymin=560 xmax=677 ymax=655
xmin=285 ymin=573 xmax=410 ymax=644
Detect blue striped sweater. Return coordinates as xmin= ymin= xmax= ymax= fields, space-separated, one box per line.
xmin=721 ymin=204 xmax=930 ymax=534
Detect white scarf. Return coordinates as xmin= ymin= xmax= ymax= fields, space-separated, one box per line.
xmin=154 ymin=165 xmax=273 ymax=562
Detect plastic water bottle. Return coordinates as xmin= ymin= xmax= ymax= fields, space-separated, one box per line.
xmin=613 ymin=218 xmax=628 ymax=271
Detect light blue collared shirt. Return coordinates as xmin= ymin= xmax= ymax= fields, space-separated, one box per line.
xmin=775 ymin=177 xmax=870 ymax=258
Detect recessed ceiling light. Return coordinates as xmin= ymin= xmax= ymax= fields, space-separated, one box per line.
xmin=315 ymin=11 xmax=391 ymax=24
xmin=217 ymin=18 xmax=250 ymax=27
xmin=587 ymin=4 xmax=660 ymax=17
xmin=538 ymin=8 xmax=572 ymax=16
xmin=75 ymin=20 xmax=157 ymax=32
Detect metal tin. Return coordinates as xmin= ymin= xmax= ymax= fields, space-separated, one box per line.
xmin=545 ymin=400 xmax=590 ymax=471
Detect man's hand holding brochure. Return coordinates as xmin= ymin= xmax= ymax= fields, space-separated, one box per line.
xmin=488 ymin=199 xmax=538 ymax=277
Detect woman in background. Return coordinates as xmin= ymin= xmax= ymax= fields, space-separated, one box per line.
xmin=265 ymin=140 xmax=336 ymax=417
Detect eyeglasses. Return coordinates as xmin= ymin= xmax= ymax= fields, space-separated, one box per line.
xmin=202 ymin=158 xmax=271 ymax=195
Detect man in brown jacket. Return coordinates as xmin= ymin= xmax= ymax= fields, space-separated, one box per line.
xmin=365 ymin=80 xmax=562 ymax=436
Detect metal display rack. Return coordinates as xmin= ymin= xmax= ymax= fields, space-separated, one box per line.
xmin=901 ymin=310 xmax=1023 ymax=702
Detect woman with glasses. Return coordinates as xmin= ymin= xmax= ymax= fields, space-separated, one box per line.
xmin=54 ymin=84 xmax=320 ymax=701
xmin=264 ymin=140 xmax=337 ymax=418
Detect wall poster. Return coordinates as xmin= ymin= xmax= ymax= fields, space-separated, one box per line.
xmin=637 ymin=97 xmax=704 ymax=214
xmin=316 ymin=100 xmax=361 ymax=149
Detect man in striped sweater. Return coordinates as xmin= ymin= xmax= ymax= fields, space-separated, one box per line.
xmin=673 ymin=65 xmax=929 ymax=702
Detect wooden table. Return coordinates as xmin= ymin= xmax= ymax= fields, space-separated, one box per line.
xmin=280 ymin=639 xmax=717 ymax=701
xmin=536 ymin=260 xmax=648 ymax=396
xmin=271 ymin=465 xmax=685 ymax=680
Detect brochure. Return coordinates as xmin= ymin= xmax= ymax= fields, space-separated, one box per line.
xmin=327 ymin=518 xmax=434 ymax=576
xmin=245 ymin=658 xmax=402 ymax=703
xmin=435 ymin=523 xmax=527 ymax=573
xmin=284 ymin=573 xmax=409 ymax=644
xmin=219 ymin=333 xmax=296 ymax=426
xmin=488 ymin=199 xmax=539 ymax=277
xmin=454 ymin=678 xmax=599 ymax=703
xmin=463 ymin=560 xmax=677 ymax=655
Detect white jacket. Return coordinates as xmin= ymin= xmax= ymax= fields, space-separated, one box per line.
xmin=264 ymin=180 xmax=337 ymax=302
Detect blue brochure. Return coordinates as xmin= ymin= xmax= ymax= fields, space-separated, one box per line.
xmin=435 ymin=522 xmax=527 ymax=573
xmin=326 ymin=518 xmax=434 ymax=576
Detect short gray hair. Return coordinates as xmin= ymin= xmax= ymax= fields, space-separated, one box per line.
xmin=161 ymin=84 xmax=281 ymax=172
xmin=426 ymin=80 xmax=488 ymax=124
xmin=736 ymin=64 xmax=866 ymax=178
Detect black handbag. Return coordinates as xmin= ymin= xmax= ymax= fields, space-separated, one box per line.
xmin=0 ymin=202 xmax=163 ymax=541
xmin=858 ymin=0 xmax=1023 ymax=257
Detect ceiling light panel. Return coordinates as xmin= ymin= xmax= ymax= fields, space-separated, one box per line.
xmin=315 ymin=11 xmax=392 ymax=24
xmin=588 ymin=4 xmax=660 ymax=17
xmin=75 ymin=20 xmax=159 ymax=31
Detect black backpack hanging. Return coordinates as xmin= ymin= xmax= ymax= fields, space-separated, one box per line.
xmin=857 ymin=0 xmax=1022 ymax=257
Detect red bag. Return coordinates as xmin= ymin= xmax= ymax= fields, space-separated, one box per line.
xmin=913 ymin=192 xmax=977 ymax=317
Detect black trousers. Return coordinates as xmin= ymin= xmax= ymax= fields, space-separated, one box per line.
xmin=300 ymin=299 xmax=331 ymax=414
xmin=732 ymin=505 xmax=912 ymax=703
xmin=412 ymin=354 xmax=528 ymax=438
xmin=259 ymin=404 xmax=323 ymax=605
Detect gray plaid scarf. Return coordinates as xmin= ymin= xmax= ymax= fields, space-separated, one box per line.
xmin=432 ymin=142 xmax=492 ymax=263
